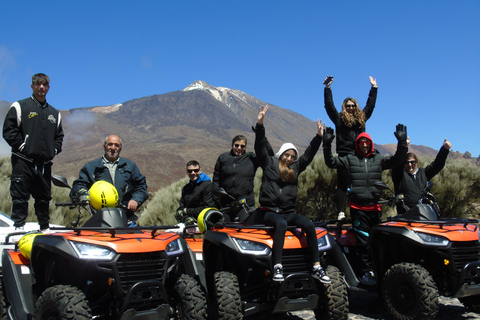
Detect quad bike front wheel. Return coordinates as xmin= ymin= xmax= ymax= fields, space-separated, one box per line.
xmin=314 ymin=265 xmax=349 ymax=320
xmin=214 ymin=271 xmax=243 ymax=320
xmin=170 ymin=273 xmax=208 ymax=320
xmin=35 ymin=284 xmax=92 ymax=320
xmin=382 ymin=262 xmax=439 ymax=320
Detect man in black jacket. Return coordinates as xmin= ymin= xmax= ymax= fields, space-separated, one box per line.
xmin=323 ymin=124 xmax=407 ymax=285
xmin=392 ymin=138 xmax=451 ymax=213
xmin=175 ymin=160 xmax=215 ymax=225
xmin=3 ymin=73 xmax=64 ymax=232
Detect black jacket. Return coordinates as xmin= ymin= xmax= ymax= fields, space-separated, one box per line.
xmin=71 ymin=157 xmax=149 ymax=208
xmin=3 ymin=96 xmax=64 ymax=163
xmin=324 ymin=132 xmax=407 ymax=206
xmin=392 ymin=146 xmax=449 ymax=210
xmin=213 ymin=150 xmax=259 ymax=207
xmin=255 ymin=123 xmax=322 ymax=212
xmin=179 ymin=173 xmax=215 ymax=218
xmin=324 ymin=87 xmax=377 ymax=155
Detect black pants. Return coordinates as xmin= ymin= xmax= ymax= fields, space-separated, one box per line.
xmin=262 ymin=210 xmax=320 ymax=266
xmin=350 ymin=207 xmax=382 ymax=273
xmin=10 ymin=156 xmax=52 ymax=229
xmin=336 ymin=165 xmax=350 ymax=213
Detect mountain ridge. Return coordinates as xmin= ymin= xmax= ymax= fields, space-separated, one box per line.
xmin=0 ymin=82 xmax=477 ymax=192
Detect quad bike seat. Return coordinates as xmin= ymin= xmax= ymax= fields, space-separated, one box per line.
xmin=395 ymin=204 xmax=438 ymax=221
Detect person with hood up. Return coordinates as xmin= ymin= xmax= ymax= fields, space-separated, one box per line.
xmin=175 ymin=160 xmax=215 ymax=225
xmin=323 ymin=76 xmax=378 ymax=221
xmin=254 ymin=105 xmax=330 ymax=284
xmin=323 ymin=124 xmax=408 ymax=285
xmin=392 ymin=138 xmax=452 ymax=214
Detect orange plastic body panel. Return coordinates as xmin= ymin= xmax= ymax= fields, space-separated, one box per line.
xmin=52 ymin=230 xmax=180 ymax=253
xmin=4 ymin=249 xmax=30 ymax=265
xmin=210 ymin=227 xmax=327 ymax=249
xmin=381 ymin=221 xmax=480 ymax=241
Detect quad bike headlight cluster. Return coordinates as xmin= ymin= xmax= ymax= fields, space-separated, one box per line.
xmin=166 ymin=238 xmax=184 ymax=256
xmin=317 ymin=235 xmax=332 ymax=251
xmin=232 ymin=238 xmax=271 ymax=255
xmin=70 ymin=241 xmax=116 ymax=260
xmin=415 ymin=231 xmax=449 ymax=246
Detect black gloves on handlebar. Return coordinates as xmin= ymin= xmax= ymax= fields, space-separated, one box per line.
xmin=394 ymin=123 xmax=407 ymax=144
xmin=175 ymin=208 xmax=187 ymax=223
xmin=323 ymin=127 xmax=335 ymax=146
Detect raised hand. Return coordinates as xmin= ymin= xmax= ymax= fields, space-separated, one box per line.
xmin=394 ymin=123 xmax=407 ymax=143
xmin=323 ymin=127 xmax=335 ymax=145
xmin=258 ymin=105 xmax=269 ymax=125
xmin=369 ymin=76 xmax=377 ymax=88
xmin=317 ymin=119 xmax=325 ymax=137
xmin=443 ymin=138 xmax=452 ymax=150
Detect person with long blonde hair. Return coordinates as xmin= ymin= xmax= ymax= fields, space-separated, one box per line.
xmin=254 ymin=105 xmax=330 ymax=283
xmin=323 ymin=76 xmax=378 ymax=220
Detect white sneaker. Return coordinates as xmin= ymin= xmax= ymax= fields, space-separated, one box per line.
xmin=273 ymin=264 xmax=284 ymax=282
xmin=312 ymin=266 xmax=331 ymax=283
xmin=337 ymin=211 xmax=347 ymax=221
xmin=40 ymin=228 xmax=52 ymax=234
xmin=15 ymin=226 xmax=25 ymax=231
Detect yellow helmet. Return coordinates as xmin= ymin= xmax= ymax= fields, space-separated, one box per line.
xmin=89 ymin=181 xmax=119 ymax=210
xmin=18 ymin=232 xmax=43 ymax=259
xmin=197 ymin=208 xmax=224 ymax=234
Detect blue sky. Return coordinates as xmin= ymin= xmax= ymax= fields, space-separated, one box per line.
xmin=1 ymin=1 xmax=479 ymax=156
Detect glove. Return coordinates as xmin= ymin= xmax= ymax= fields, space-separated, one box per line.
xmin=175 ymin=208 xmax=187 ymax=223
xmin=184 ymin=216 xmax=197 ymax=226
xmin=76 ymin=187 xmax=88 ymax=196
xmin=323 ymin=127 xmax=335 ymax=146
xmin=394 ymin=123 xmax=407 ymax=143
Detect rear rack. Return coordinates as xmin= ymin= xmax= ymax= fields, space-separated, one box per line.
xmin=48 ymin=226 xmax=180 ymax=238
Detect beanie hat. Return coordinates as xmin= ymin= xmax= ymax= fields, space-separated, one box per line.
xmin=275 ymin=143 xmax=299 ymax=162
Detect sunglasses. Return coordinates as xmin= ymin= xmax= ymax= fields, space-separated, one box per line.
xmin=358 ymin=140 xmax=371 ymax=146
xmin=405 ymin=160 xmax=417 ymax=165
xmin=187 ymin=169 xmax=200 ymax=173
xmin=345 ymin=104 xmax=356 ymax=108
xmin=234 ymin=144 xmax=246 ymax=149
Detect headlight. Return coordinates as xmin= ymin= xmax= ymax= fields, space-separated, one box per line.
xmin=415 ymin=231 xmax=449 ymax=246
xmin=70 ymin=241 xmax=116 ymax=260
xmin=317 ymin=235 xmax=332 ymax=251
xmin=166 ymin=238 xmax=184 ymax=256
xmin=232 ymin=238 xmax=271 ymax=255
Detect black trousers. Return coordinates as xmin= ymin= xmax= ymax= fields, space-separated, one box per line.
xmin=262 ymin=211 xmax=320 ymax=266
xmin=350 ymin=207 xmax=381 ymax=273
xmin=10 ymin=156 xmax=52 ymax=229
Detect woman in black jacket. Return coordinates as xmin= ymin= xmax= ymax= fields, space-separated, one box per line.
xmin=323 ymin=76 xmax=378 ymax=220
xmin=254 ymin=105 xmax=330 ymax=283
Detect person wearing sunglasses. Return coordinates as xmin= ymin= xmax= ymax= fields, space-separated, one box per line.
xmin=212 ymin=134 xmax=275 ymax=222
xmin=175 ymin=160 xmax=215 ymax=225
xmin=392 ymin=138 xmax=452 ymax=214
xmin=254 ymin=105 xmax=331 ymax=283
xmin=323 ymin=124 xmax=408 ymax=285
xmin=323 ymin=76 xmax=378 ymax=222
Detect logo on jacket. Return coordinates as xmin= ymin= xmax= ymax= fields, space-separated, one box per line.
xmin=28 ymin=112 xmax=38 ymax=119
xmin=47 ymin=115 xmax=57 ymax=124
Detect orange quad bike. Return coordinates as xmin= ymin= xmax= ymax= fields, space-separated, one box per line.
xmin=0 ymin=175 xmax=207 ymax=320
xmin=185 ymin=188 xmax=349 ymax=320
xmin=325 ymin=181 xmax=480 ymax=320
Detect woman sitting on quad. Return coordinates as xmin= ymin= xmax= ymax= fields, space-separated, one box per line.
xmin=254 ymin=105 xmax=330 ymax=283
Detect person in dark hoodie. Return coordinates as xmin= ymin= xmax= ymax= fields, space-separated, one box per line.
xmin=323 ymin=124 xmax=408 ymax=285
xmin=254 ymin=105 xmax=330 ymax=284
xmin=175 ymin=160 xmax=215 ymax=225
xmin=323 ymin=76 xmax=378 ymax=221
xmin=392 ymin=138 xmax=451 ymax=214
xmin=213 ymin=134 xmax=259 ymax=222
